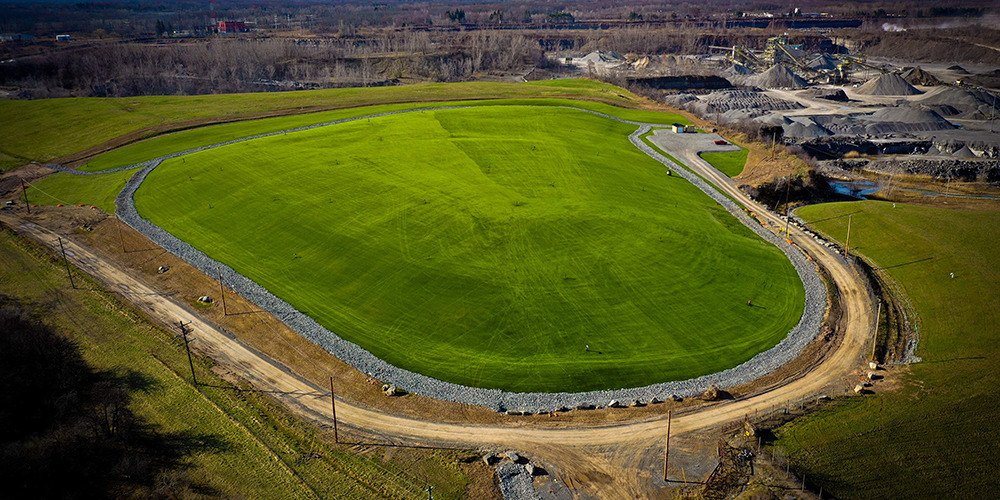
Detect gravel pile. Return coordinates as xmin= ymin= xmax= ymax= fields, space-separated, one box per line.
xmin=900 ymin=67 xmax=941 ymax=86
xmin=744 ymin=64 xmax=809 ymax=90
xmin=861 ymin=107 xmax=956 ymax=135
xmin=103 ymin=106 xmax=826 ymax=413
xmin=495 ymin=462 xmax=539 ymax=500
xmin=686 ymin=89 xmax=803 ymax=116
xmin=916 ymin=87 xmax=1000 ymax=119
xmin=855 ymin=73 xmax=922 ymax=96
xmin=806 ymin=54 xmax=839 ymax=71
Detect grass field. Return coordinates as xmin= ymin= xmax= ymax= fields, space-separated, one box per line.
xmin=80 ymin=97 xmax=688 ymax=173
xmin=700 ymin=150 xmax=749 ymax=177
xmin=0 ymin=228 xmax=479 ymax=499
xmin=134 ymin=105 xmax=804 ymax=393
xmin=776 ymin=201 xmax=1000 ymax=499
xmin=27 ymin=170 xmax=130 ymax=213
xmin=0 ymin=80 xmax=667 ymax=172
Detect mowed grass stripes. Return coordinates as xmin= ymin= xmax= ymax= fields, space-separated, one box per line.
xmin=135 ymin=106 xmax=804 ymax=393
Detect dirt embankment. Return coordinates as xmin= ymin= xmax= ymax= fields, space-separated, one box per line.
xmin=829 ymin=158 xmax=1000 ymax=181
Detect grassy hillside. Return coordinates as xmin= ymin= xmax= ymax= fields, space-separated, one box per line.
xmin=134 ymin=106 xmax=803 ymax=393
xmin=700 ymin=150 xmax=749 ymax=177
xmin=0 ymin=80 xmax=664 ymax=171
xmin=0 ymin=228 xmax=482 ymax=500
xmin=80 ymin=97 xmax=686 ymax=173
xmin=778 ymin=201 xmax=1000 ymax=499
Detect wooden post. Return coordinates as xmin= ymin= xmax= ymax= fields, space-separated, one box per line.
xmin=845 ymin=215 xmax=853 ymax=257
xmin=115 ymin=216 xmax=127 ymax=253
xmin=218 ymin=268 xmax=228 ymax=316
xmin=179 ymin=321 xmax=197 ymax=386
xmin=330 ymin=376 xmax=339 ymax=444
xmin=21 ymin=179 xmax=30 ymax=214
xmin=871 ymin=301 xmax=882 ymax=361
xmin=663 ymin=410 xmax=672 ymax=482
xmin=58 ymin=238 xmax=75 ymax=289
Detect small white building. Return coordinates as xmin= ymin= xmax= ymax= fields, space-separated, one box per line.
xmin=671 ymin=123 xmax=686 ymax=133
xmin=56 ymin=34 xmax=71 ymax=41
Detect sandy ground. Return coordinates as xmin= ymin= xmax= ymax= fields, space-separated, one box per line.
xmin=0 ymin=129 xmax=876 ymax=499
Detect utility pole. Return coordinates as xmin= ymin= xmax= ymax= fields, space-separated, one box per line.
xmin=20 ymin=179 xmax=30 ymax=214
xmin=178 ymin=321 xmax=197 ymax=385
xmin=115 ymin=216 xmax=127 ymax=253
xmin=784 ymin=178 xmax=792 ymax=238
xmin=426 ymin=485 xmax=433 ymax=500
xmin=58 ymin=238 xmax=75 ymax=289
xmin=871 ymin=301 xmax=882 ymax=361
xmin=329 ymin=376 xmax=339 ymax=444
xmin=217 ymin=267 xmax=228 ymax=316
xmin=663 ymin=410 xmax=672 ymax=482
xmin=845 ymin=215 xmax=853 ymax=258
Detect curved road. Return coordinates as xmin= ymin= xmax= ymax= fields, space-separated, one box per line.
xmin=10 ymin=116 xmax=875 ymax=500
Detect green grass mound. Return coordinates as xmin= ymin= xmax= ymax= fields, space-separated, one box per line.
xmin=135 ymin=106 xmax=804 ymax=393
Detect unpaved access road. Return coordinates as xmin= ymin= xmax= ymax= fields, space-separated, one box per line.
xmin=2 ymin=126 xmax=874 ymax=500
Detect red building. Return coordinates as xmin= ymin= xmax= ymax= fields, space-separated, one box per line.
xmin=217 ymin=21 xmax=247 ymax=33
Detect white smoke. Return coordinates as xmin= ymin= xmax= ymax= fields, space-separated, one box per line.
xmin=882 ymin=23 xmax=907 ymax=32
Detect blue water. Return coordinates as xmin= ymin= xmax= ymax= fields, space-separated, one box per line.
xmin=829 ymin=180 xmax=880 ymax=199
xmin=829 ymin=180 xmax=1000 ymax=201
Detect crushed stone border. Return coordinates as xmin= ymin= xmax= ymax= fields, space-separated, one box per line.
xmin=61 ymin=105 xmax=825 ymax=412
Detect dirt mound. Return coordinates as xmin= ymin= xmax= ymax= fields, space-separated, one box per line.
xmin=901 ymin=67 xmax=941 ymax=86
xmin=745 ymin=65 xmax=808 ymax=89
xmin=917 ymin=87 xmax=1000 ymax=119
xmin=807 ymin=54 xmax=839 ymax=71
xmin=861 ymin=107 xmax=956 ymax=134
xmin=855 ymin=73 xmax=922 ymax=96
xmin=947 ymin=65 xmax=970 ymax=74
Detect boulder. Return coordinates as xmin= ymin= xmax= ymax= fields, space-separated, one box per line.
xmin=525 ymin=463 xmax=536 ymax=476
xmin=505 ymin=451 xmax=521 ymax=463
xmin=382 ymin=384 xmax=399 ymax=396
xmin=197 ymin=295 xmax=213 ymax=303
xmin=482 ymin=453 xmax=498 ymax=465
xmin=608 ymin=399 xmax=622 ymax=408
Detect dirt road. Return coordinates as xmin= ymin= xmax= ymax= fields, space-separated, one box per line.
xmin=0 ymin=130 xmax=873 ymax=500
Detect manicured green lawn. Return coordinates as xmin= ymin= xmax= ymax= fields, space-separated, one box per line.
xmin=135 ymin=106 xmax=803 ymax=393
xmin=700 ymin=149 xmax=748 ymax=177
xmin=0 ymin=79 xmax=675 ymax=171
xmin=778 ymin=201 xmax=1000 ymax=499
